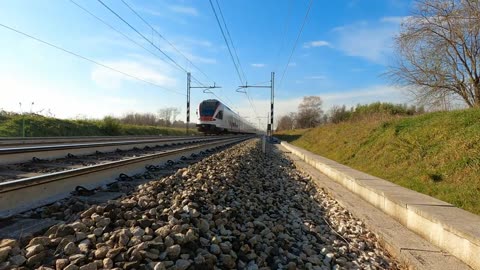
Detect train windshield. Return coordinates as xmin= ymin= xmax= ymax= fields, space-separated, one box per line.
xmin=199 ymin=101 xmax=219 ymax=116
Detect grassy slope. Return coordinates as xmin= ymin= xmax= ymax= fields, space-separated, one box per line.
xmin=0 ymin=114 xmax=194 ymax=137
xmin=276 ymin=109 xmax=480 ymax=215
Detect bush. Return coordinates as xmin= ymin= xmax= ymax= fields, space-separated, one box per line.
xmin=101 ymin=116 xmax=121 ymax=135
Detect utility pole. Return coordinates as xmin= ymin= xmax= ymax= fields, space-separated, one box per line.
xmin=237 ymin=72 xmax=275 ymax=136
xmin=186 ymin=72 xmax=221 ymax=135
xmin=19 ymin=102 xmax=25 ymax=138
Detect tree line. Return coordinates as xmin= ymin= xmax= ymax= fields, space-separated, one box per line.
xmin=276 ymin=96 xmax=425 ymax=131
xmin=105 ymin=107 xmax=190 ymax=128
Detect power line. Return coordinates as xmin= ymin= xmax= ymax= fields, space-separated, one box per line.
xmin=215 ymin=0 xmax=246 ymax=83
xmin=208 ymin=0 xmax=244 ymax=85
xmin=274 ymin=0 xmax=294 ymax=72
xmin=209 ymin=0 xmax=260 ymax=120
xmin=73 ymin=0 xmax=207 ymax=89
xmin=69 ymin=0 xmax=167 ymax=64
xmin=245 ymin=92 xmax=259 ymax=119
xmin=207 ymin=0 xmax=263 ymax=125
xmin=278 ymin=0 xmax=314 ymax=88
xmin=0 ymin=22 xmax=185 ymax=95
xmin=97 ymin=0 xmax=202 ymax=84
xmin=120 ymin=0 xmax=214 ymax=85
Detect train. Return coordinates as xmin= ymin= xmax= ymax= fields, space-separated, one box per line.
xmin=196 ymin=99 xmax=257 ymax=134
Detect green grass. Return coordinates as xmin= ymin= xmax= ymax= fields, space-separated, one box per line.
xmin=0 ymin=114 xmax=197 ymax=137
xmin=276 ymin=109 xmax=480 ymax=215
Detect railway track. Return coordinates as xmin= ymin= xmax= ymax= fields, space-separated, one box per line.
xmin=0 ymin=135 xmax=183 ymax=147
xmin=0 ymin=135 xmax=214 ymax=165
xmin=0 ymin=135 xmax=250 ymax=219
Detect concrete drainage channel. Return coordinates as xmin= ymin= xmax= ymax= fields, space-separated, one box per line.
xmin=0 ymin=136 xmax=249 ymax=239
xmin=280 ymin=141 xmax=479 ymax=270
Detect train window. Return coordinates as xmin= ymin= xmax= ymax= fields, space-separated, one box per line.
xmin=200 ymin=101 xmax=219 ymax=116
xmin=216 ymin=110 xmax=223 ymax=119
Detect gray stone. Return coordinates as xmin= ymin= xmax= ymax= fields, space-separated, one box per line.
xmin=175 ymin=259 xmax=191 ymax=270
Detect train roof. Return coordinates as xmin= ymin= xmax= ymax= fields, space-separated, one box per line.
xmin=199 ymin=99 xmax=234 ymax=113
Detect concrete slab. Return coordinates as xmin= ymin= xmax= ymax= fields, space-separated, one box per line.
xmin=0 ymin=218 xmax=59 ymax=239
xmin=361 ymin=183 xmax=453 ymax=208
xmin=276 ymin=145 xmax=472 ymax=270
xmin=409 ymin=204 xmax=480 ymax=247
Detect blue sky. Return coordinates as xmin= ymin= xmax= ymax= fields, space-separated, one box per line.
xmin=0 ymin=0 xmax=414 ymax=128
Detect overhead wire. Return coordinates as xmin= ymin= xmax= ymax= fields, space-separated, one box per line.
xmin=70 ymin=0 xmax=208 ymax=92
xmin=278 ymin=0 xmax=314 ymax=88
xmin=96 ymin=0 xmax=206 ymax=88
xmin=208 ymin=0 xmax=260 ymax=124
xmin=214 ymin=0 xmax=246 ymax=83
xmin=120 ymin=0 xmax=214 ymax=86
xmin=0 ymin=22 xmax=185 ymax=95
xmin=273 ymin=0 xmax=294 ymax=72
xmin=69 ymin=0 xmax=167 ymax=64
xmin=208 ymin=0 xmax=244 ymax=85
xmin=212 ymin=0 xmax=262 ymax=123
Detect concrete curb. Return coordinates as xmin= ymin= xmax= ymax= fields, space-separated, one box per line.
xmin=281 ymin=141 xmax=480 ymax=270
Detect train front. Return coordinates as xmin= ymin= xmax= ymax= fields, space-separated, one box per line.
xmin=196 ymin=99 xmax=220 ymax=134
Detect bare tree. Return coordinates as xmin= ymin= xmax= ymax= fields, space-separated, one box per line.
xmin=328 ymin=105 xmax=351 ymax=123
xmin=388 ymin=0 xmax=480 ymax=108
xmin=276 ymin=113 xmax=296 ymax=131
xmin=120 ymin=112 xmax=157 ymax=126
xmin=296 ymin=96 xmax=323 ymax=128
xmin=158 ymin=107 xmax=181 ymax=127
xmin=171 ymin=108 xmax=180 ymax=123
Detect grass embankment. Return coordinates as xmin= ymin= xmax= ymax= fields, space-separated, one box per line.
xmin=0 ymin=114 xmax=195 ymax=137
xmin=276 ymin=109 xmax=480 ymax=215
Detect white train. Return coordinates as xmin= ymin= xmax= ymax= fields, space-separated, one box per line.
xmin=196 ymin=99 xmax=257 ymax=134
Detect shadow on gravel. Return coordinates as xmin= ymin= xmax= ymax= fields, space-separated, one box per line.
xmin=273 ymin=134 xmax=301 ymax=143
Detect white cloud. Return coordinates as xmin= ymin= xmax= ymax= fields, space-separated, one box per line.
xmin=305 ymin=75 xmax=327 ymax=80
xmin=90 ymin=55 xmax=177 ymax=90
xmin=168 ymin=5 xmax=199 ymax=16
xmin=251 ymin=63 xmax=266 ymax=68
xmin=332 ymin=18 xmax=402 ymax=64
xmin=380 ymin=16 xmax=410 ymax=24
xmin=0 ymin=74 xmax=147 ymax=119
xmin=288 ymin=62 xmax=297 ymax=67
xmin=182 ymin=38 xmax=213 ymax=48
xmin=303 ymin=40 xmax=331 ymax=48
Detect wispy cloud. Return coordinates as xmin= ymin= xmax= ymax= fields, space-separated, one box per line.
xmin=332 ymin=18 xmax=402 ymax=64
xmin=303 ymin=40 xmax=331 ymax=48
xmin=168 ymin=5 xmax=199 ymax=16
xmin=380 ymin=16 xmax=410 ymax=24
xmin=305 ymin=75 xmax=327 ymax=80
xmin=288 ymin=62 xmax=297 ymax=67
xmin=91 ymin=55 xmax=177 ymax=90
xmin=251 ymin=63 xmax=266 ymax=68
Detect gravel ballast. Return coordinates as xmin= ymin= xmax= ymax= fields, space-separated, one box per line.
xmin=0 ymin=139 xmax=401 ymax=269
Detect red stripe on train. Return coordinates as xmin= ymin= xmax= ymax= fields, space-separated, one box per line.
xmin=200 ymin=116 xmax=214 ymax=121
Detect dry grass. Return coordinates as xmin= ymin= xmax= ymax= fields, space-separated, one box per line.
xmin=0 ymin=114 xmax=197 ymax=137
xmin=276 ymin=109 xmax=480 ymax=215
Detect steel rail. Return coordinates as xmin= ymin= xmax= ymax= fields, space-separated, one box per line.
xmin=0 ymin=136 xmax=219 ymax=165
xmin=0 ymin=136 xmax=208 ymax=153
xmin=0 ymin=136 xmax=250 ymax=218
xmin=0 ymin=135 xmax=179 ymax=147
